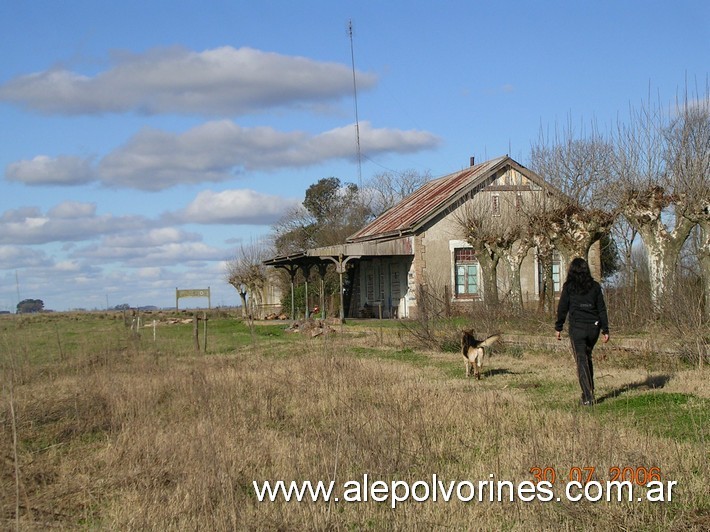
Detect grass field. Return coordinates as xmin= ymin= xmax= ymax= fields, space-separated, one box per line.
xmin=1 ymin=311 xmax=708 ymax=530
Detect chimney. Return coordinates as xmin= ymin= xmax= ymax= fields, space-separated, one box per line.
xmin=469 ymin=156 xmax=475 ymax=167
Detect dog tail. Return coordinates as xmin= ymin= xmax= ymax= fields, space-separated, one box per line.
xmin=479 ymin=334 xmax=500 ymax=348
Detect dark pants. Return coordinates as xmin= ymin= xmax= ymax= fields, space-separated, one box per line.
xmin=569 ymin=324 xmax=600 ymax=403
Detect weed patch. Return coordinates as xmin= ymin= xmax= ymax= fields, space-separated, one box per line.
xmin=1 ymin=312 xmax=707 ymax=530
xmin=596 ymin=392 xmax=709 ymax=443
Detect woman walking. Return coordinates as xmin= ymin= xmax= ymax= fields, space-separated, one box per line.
xmin=555 ymin=257 xmax=609 ymax=406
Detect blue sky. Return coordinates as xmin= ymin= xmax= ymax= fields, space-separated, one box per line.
xmin=1 ymin=0 xmax=708 ymax=311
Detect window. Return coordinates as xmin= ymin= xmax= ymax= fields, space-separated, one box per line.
xmin=454 ymin=248 xmax=479 ymax=297
xmin=552 ymin=258 xmax=560 ymax=292
xmin=391 ymin=269 xmax=401 ymax=299
xmin=491 ymin=194 xmax=500 ymax=216
xmin=538 ymin=250 xmax=561 ymax=294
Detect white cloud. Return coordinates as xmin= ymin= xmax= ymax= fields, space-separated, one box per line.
xmin=54 ymin=260 xmax=83 ymax=272
xmin=0 ymin=46 xmax=378 ymax=116
xmin=6 ymin=120 xmax=438 ymax=191
xmin=0 ymin=204 xmax=149 ymax=245
xmin=102 ymin=228 xmax=201 ymax=248
xmin=5 ymin=155 xmax=96 ymax=186
xmin=107 ymin=242 xmax=227 ymax=268
xmin=95 ymin=120 xmax=440 ymax=190
xmin=48 ymin=201 xmax=97 ymax=218
xmin=357 ymin=122 xmax=442 ymax=154
xmin=133 ymin=242 xmax=226 ymax=264
xmin=136 ymin=267 xmax=162 ymax=279
xmin=176 ymin=189 xmax=300 ymax=225
xmin=74 ymin=229 xmax=227 ymax=268
xmin=0 ymin=246 xmax=52 ymax=269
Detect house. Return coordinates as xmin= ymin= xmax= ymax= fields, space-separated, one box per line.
xmin=264 ymin=155 xmax=602 ymax=319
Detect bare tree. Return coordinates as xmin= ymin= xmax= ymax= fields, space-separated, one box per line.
xmin=490 ymin=194 xmax=536 ymax=311
xmin=532 ymin=118 xmax=615 ymax=210
xmin=530 ymin=120 xmax=616 ymax=268
xmin=454 ymin=197 xmax=506 ymax=309
xmin=610 ymin=215 xmax=639 ymax=283
xmin=548 ymin=204 xmax=615 ymax=271
xmin=609 ymin=215 xmax=646 ymax=317
xmin=520 ymin=193 xmax=560 ymax=312
xmin=667 ymin=94 xmax=710 ymax=319
xmin=455 ymin=180 xmax=558 ymax=311
xmin=365 ymin=169 xmax=431 ymax=216
xmin=225 ymin=241 xmax=271 ymax=318
xmin=609 ymin=93 xmax=702 ymax=314
xmin=272 ymin=205 xmax=316 ymax=255
xmin=693 ymin=212 xmax=710 ymax=322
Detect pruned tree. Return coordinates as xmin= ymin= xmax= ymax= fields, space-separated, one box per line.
xmin=667 ymin=95 xmax=710 ymax=319
xmin=610 ymin=215 xmax=639 ymax=282
xmin=530 ymin=119 xmax=616 ymax=268
xmin=608 ymin=92 xmax=704 ymax=314
xmin=615 ymin=186 xmax=694 ymax=314
xmin=548 ymin=204 xmax=615 ymax=270
xmin=693 ymin=209 xmax=710 ymax=321
xmin=488 ymin=193 xmax=536 ymax=311
xmin=455 ymin=179 xmax=556 ymax=311
xmin=225 ymin=241 xmax=271 ymax=318
xmin=454 ymin=197 xmax=505 ymax=309
xmin=523 ymin=196 xmax=559 ymax=312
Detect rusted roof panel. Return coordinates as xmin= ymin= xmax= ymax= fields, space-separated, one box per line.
xmin=348 ymin=156 xmax=508 ymax=242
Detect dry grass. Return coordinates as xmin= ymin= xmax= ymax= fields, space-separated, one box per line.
xmin=1 ymin=313 xmax=708 ymax=530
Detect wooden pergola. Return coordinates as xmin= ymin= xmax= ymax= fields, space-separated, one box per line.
xmin=263 ymin=251 xmax=361 ymax=320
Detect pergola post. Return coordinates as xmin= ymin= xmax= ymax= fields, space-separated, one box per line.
xmin=317 ymin=263 xmax=328 ymax=319
xmin=320 ymin=254 xmax=360 ymax=321
xmin=302 ymin=263 xmax=313 ymax=319
xmin=266 ymin=252 xmax=359 ymax=323
xmin=274 ymin=264 xmax=299 ymax=320
xmin=337 ymin=255 xmax=345 ymax=321
xmin=289 ymin=268 xmax=296 ymax=320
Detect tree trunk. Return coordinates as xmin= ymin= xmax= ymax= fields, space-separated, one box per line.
xmin=635 ymin=217 xmax=695 ymax=314
xmin=239 ymin=291 xmax=248 ymax=317
xmin=697 ymin=220 xmax=710 ymax=322
xmin=533 ymin=237 xmax=556 ymax=313
xmin=477 ymin=250 xmax=500 ymax=309
xmin=500 ymin=241 xmax=531 ymax=311
xmin=553 ymin=209 xmax=613 ymax=272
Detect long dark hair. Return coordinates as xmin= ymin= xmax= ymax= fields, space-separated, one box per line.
xmin=563 ymin=257 xmax=596 ymax=294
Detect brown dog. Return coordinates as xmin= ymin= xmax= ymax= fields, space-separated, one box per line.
xmin=461 ymin=330 xmax=500 ymax=379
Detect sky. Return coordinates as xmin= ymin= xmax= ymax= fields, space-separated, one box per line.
xmin=1 ymin=0 xmax=708 ymax=312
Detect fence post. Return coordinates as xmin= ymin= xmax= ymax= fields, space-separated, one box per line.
xmin=193 ymin=315 xmax=200 ymax=353
xmin=203 ymin=311 xmax=207 ymax=353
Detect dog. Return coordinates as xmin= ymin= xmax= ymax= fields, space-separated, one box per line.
xmin=461 ymin=330 xmax=500 ymax=379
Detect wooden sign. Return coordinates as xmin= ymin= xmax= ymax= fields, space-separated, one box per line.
xmin=176 ymin=287 xmax=211 ymax=309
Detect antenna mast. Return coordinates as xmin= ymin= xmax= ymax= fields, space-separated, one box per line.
xmin=349 ymin=19 xmax=362 ymax=187
xmin=15 ymin=270 xmax=21 ymax=308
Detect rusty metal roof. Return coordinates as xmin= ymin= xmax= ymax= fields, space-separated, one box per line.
xmin=262 ymin=155 xmax=557 ymax=266
xmin=348 ymin=155 xmax=511 ymax=243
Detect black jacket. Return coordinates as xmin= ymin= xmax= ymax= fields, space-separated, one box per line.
xmin=555 ymin=281 xmax=609 ymax=334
